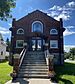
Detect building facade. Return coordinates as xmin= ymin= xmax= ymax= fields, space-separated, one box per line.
xmin=0 ymin=33 xmax=7 ymax=61
xmin=10 ymin=10 xmax=65 ymax=65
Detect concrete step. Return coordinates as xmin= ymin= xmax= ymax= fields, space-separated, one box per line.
xmin=22 ymin=64 xmax=47 ymax=66
xmin=23 ymin=61 xmax=46 ymax=64
xmin=23 ymin=58 xmax=45 ymax=60
xmin=19 ymin=69 xmax=48 ymax=72
xmin=26 ymin=53 xmax=44 ymax=55
xmin=25 ymin=54 xmax=44 ymax=56
xmin=26 ymin=52 xmax=44 ymax=54
xmin=26 ymin=53 xmax=44 ymax=56
xmin=18 ymin=74 xmax=48 ymax=78
xmin=19 ymin=71 xmax=48 ymax=74
xmin=21 ymin=66 xmax=48 ymax=69
xmin=22 ymin=63 xmax=46 ymax=66
xmin=23 ymin=60 xmax=45 ymax=62
xmin=27 ymin=51 xmax=44 ymax=54
xmin=24 ymin=56 xmax=45 ymax=58
xmin=26 ymin=54 xmax=44 ymax=56
xmin=17 ymin=51 xmax=48 ymax=78
xmin=23 ymin=59 xmax=45 ymax=61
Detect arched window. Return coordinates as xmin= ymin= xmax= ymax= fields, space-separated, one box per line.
xmin=32 ymin=21 xmax=43 ymax=33
xmin=17 ymin=28 xmax=24 ymax=34
xmin=50 ymin=29 xmax=58 ymax=35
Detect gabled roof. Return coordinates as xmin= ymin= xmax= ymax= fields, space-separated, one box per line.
xmin=17 ymin=10 xmax=59 ymax=22
xmin=0 ymin=41 xmax=7 ymax=47
xmin=0 ymin=33 xmax=7 ymax=46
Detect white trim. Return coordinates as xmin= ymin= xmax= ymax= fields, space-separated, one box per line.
xmin=32 ymin=21 xmax=43 ymax=32
xmin=50 ymin=40 xmax=58 ymax=48
xmin=16 ymin=40 xmax=24 ymax=48
xmin=50 ymin=29 xmax=58 ymax=35
xmin=17 ymin=28 xmax=24 ymax=34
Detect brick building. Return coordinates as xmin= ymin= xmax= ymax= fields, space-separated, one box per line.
xmin=10 ymin=10 xmax=65 ymax=65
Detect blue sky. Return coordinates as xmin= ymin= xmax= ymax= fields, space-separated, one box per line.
xmin=0 ymin=0 xmax=75 ymax=52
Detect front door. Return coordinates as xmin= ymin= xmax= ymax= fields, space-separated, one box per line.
xmin=32 ymin=39 xmax=43 ymax=51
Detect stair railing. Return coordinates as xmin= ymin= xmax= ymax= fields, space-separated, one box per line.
xmin=10 ymin=47 xmax=28 ymax=80
xmin=44 ymin=50 xmax=56 ymax=78
xmin=19 ymin=48 xmax=27 ymax=68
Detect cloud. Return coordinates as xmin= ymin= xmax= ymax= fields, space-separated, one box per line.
xmin=46 ymin=1 xmax=75 ymax=21
xmin=0 ymin=26 xmax=10 ymax=35
xmin=63 ymin=28 xmax=75 ymax=36
xmin=8 ymin=23 xmax=12 ymax=27
xmin=25 ymin=7 xmax=33 ymax=13
xmin=65 ymin=26 xmax=75 ymax=29
xmin=49 ymin=5 xmax=62 ymax=11
xmin=67 ymin=1 xmax=75 ymax=7
xmin=64 ymin=45 xmax=75 ymax=52
xmin=63 ymin=25 xmax=75 ymax=36
xmin=54 ymin=13 xmax=70 ymax=21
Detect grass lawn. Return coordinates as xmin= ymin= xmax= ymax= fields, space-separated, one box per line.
xmin=55 ymin=62 xmax=75 ymax=84
xmin=0 ymin=61 xmax=75 ymax=84
xmin=0 ymin=61 xmax=12 ymax=84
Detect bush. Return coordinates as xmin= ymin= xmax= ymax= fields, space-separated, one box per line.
xmin=64 ymin=52 xmax=70 ymax=60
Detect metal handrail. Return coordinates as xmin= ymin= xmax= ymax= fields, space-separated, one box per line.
xmin=44 ymin=50 xmax=50 ymax=66
xmin=44 ymin=50 xmax=54 ymax=70
xmin=44 ymin=50 xmax=56 ymax=78
xmin=19 ymin=48 xmax=27 ymax=68
xmin=20 ymin=48 xmax=25 ymax=58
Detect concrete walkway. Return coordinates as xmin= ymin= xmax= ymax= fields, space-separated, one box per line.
xmin=65 ymin=59 xmax=75 ymax=63
xmin=5 ymin=78 xmax=58 ymax=84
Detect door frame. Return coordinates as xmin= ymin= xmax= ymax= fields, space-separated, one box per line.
xmin=31 ymin=37 xmax=43 ymax=51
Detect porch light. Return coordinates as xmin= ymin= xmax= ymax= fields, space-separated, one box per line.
xmin=23 ymin=43 xmax=27 ymax=47
xmin=45 ymin=43 xmax=48 ymax=46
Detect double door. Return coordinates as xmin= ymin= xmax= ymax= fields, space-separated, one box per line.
xmin=32 ymin=39 xmax=43 ymax=51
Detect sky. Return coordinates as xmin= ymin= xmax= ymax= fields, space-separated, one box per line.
xmin=0 ymin=0 xmax=75 ymax=52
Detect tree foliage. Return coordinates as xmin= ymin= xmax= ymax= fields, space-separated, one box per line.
xmin=6 ymin=38 xmax=11 ymax=52
xmin=64 ymin=52 xmax=70 ymax=59
xmin=64 ymin=48 xmax=75 ymax=60
xmin=70 ymin=48 xmax=75 ymax=55
xmin=70 ymin=48 xmax=75 ymax=60
xmin=0 ymin=0 xmax=16 ymax=21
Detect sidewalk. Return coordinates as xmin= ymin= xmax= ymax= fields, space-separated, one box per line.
xmin=65 ymin=59 xmax=75 ymax=63
xmin=5 ymin=78 xmax=58 ymax=84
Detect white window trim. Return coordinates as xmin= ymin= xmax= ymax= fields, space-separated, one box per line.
xmin=50 ymin=29 xmax=58 ymax=35
xmin=32 ymin=21 xmax=43 ymax=33
xmin=16 ymin=40 xmax=24 ymax=48
xmin=17 ymin=28 xmax=24 ymax=34
xmin=50 ymin=40 xmax=58 ymax=48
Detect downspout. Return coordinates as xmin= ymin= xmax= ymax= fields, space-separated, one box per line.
xmin=59 ymin=18 xmax=63 ymax=65
xmin=9 ymin=18 xmax=16 ymax=66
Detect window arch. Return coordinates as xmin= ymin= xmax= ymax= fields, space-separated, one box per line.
xmin=17 ymin=28 xmax=24 ymax=34
xmin=32 ymin=21 xmax=43 ymax=33
xmin=50 ymin=29 xmax=58 ymax=35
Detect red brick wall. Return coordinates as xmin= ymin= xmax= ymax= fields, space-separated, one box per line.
xmin=10 ymin=10 xmax=65 ymax=64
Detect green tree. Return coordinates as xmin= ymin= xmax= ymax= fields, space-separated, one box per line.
xmin=64 ymin=52 xmax=70 ymax=60
xmin=0 ymin=0 xmax=16 ymax=21
xmin=70 ymin=48 xmax=75 ymax=60
xmin=6 ymin=38 xmax=11 ymax=52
